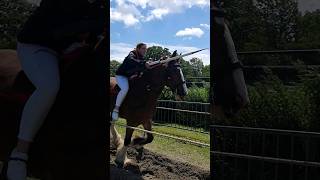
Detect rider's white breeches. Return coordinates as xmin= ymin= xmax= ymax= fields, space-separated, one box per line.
xmin=16 ymin=42 xmax=60 ymax=142
xmin=115 ymin=75 xmax=129 ymax=108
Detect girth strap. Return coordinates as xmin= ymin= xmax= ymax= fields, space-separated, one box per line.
xmin=9 ymin=157 xmax=28 ymax=163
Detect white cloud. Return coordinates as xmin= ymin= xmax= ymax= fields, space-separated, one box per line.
xmin=127 ymin=0 xmax=149 ymax=9
xmin=110 ymin=0 xmax=210 ymax=26
xmin=145 ymin=8 xmax=170 ymax=21
xmin=200 ymin=23 xmax=210 ymax=30
xmin=145 ymin=0 xmax=210 ymax=10
xmin=110 ymin=42 xmax=210 ymax=65
xmin=110 ymin=8 xmax=139 ymax=27
xmin=110 ymin=42 xmax=134 ymax=62
xmin=176 ymin=28 xmax=204 ymax=38
xmin=110 ymin=2 xmax=143 ymax=27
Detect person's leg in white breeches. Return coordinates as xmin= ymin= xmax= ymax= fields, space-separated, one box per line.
xmin=7 ymin=42 xmax=60 ymax=180
xmin=112 ymin=75 xmax=129 ymax=121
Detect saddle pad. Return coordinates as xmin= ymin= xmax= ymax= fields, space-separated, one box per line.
xmin=110 ymin=83 xmax=121 ymax=96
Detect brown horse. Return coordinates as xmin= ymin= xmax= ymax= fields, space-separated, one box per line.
xmin=211 ymin=4 xmax=250 ymax=120
xmin=0 ymin=36 xmax=108 ymax=179
xmin=0 ymin=49 xmax=22 ymax=91
xmin=110 ymin=52 xmax=188 ymax=167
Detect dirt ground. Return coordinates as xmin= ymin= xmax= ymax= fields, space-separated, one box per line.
xmin=110 ymin=148 xmax=210 ymax=180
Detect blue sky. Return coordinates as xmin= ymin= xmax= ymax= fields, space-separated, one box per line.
xmin=110 ymin=0 xmax=210 ymax=65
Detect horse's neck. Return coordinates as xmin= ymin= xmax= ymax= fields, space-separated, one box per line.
xmin=145 ymin=69 xmax=166 ymax=94
xmin=127 ymin=69 xmax=166 ymax=104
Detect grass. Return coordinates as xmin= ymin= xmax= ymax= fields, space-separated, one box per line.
xmin=113 ymin=119 xmax=210 ymax=170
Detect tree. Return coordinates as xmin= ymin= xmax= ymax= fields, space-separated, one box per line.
xmin=143 ymin=46 xmax=206 ymax=79
xmin=180 ymin=59 xmax=194 ymax=79
xmin=0 ymin=0 xmax=35 ymax=49
xmin=202 ymin=65 xmax=210 ymax=77
xmin=255 ymin=0 xmax=299 ymax=49
xmin=223 ymin=0 xmax=300 ymax=51
xmin=189 ymin=57 xmax=204 ymax=77
xmin=223 ymin=0 xmax=263 ymax=51
xmin=295 ymin=10 xmax=320 ymax=49
xmin=145 ymin=46 xmax=171 ymax=61
xmin=110 ymin=60 xmax=120 ymax=76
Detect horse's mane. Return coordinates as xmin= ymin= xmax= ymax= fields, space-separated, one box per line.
xmin=133 ymin=63 xmax=167 ymax=86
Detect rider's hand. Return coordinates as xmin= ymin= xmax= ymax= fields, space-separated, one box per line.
xmin=145 ymin=61 xmax=153 ymax=69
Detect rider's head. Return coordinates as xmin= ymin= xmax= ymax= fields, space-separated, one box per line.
xmin=136 ymin=43 xmax=147 ymax=57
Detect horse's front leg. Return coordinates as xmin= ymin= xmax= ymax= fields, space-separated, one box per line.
xmin=110 ymin=123 xmax=123 ymax=150
xmin=115 ymin=127 xmax=134 ymax=168
xmin=133 ymin=119 xmax=154 ymax=161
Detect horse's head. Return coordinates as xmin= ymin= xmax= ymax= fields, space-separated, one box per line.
xmin=163 ymin=50 xmax=188 ymax=100
xmin=212 ymin=11 xmax=250 ymax=120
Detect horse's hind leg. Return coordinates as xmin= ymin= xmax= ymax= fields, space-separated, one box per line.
xmin=133 ymin=119 xmax=154 ymax=161
xmin=115 ymin=127 xmax=134 ymax=168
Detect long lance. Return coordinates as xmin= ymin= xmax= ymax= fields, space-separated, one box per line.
xmin=148 ymin=48 xmax=208 ymax=66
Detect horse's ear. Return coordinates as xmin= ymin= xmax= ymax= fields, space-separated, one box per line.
xmin=171 ymin=50 xmax=177 ymax=57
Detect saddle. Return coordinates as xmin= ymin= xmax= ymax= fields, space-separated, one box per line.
xmin=109 ymin=74 xmax=149 ymax=97
xmin=0 ymin=44 xmax=95 ymax=106
xmin=110 ymin=77 xmax=121 ymax=96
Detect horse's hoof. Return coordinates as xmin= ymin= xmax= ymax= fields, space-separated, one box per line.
xmin=124 ymin=160 xmax=140 ymax=174
xmin=136 ymin=147 xmax=144 ymax=161
xmin=114 ymin=160 xmax=124 ymax=168
xmin=124 ymin=158 xmax=135 ymax=166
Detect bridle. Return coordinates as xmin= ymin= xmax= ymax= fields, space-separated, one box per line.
xmin=134 ymin=48 xmax=207 ymax=94
xmin=165 ymin=61 xmax=186 ymax=90
xmin=141 ymin=61 xmax=184 ymax=94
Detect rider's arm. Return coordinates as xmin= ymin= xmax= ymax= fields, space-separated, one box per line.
xmin=126 ymin=52 xmax=146 ymax=65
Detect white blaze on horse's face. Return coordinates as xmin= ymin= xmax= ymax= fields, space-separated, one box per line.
xmin=179 ymin=68 xmax=188 ymax=96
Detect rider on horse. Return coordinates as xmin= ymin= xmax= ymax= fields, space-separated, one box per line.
xmin=6 ymin=0 xmax=105 ymax=179
xmin=111 ymin=43 xmax=153 ymax=122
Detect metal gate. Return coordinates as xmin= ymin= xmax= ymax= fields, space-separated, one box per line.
xmin=210 ymin=125 xmax=320 ymax=180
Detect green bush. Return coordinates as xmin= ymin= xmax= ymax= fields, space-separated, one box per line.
xmin=156 ymin=86 xmax=209 ymax=129
xmin=159 ymin=85 xmax=209 ymax=103
xmin=0 ymin=0 xmax=35 ymax=49
xmin=301 ymin=73 xmax=320 ymax=131
xmin=184 ymin=85 xmax=209 ymax=103
xmin=222 ymin=72 xmax=320 ymax=132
